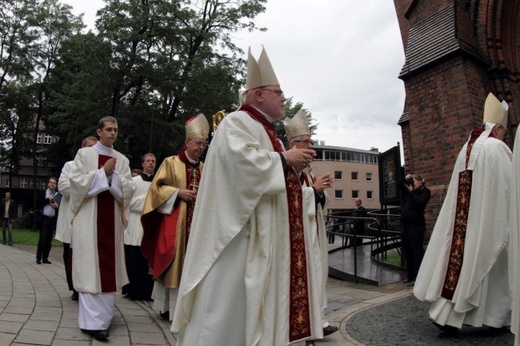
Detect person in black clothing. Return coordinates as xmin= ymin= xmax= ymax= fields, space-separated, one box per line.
xmin=329 ymin=218 xmax=337 ymax=244
xmin=1 ymin=192 xmax=16 ymax=245
xmin=36 ymin=177 xmax=60 ymax=264
xmin=349 ymin=198 xmax=366 ymax=247
xmin=400 ymin=173 xmax=431 ymax=286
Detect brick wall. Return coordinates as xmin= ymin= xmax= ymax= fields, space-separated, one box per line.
xmin=393 ymin=0 xmax=520 ymax=239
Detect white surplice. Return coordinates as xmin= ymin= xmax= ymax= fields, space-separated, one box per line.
xmin=300 ymin=171 xmax=330 ymax=329
xmin=510 ymin=125 xmax=520 ymax=345
xmin=56 ymin=161 xmax=73 ymax=243
xmin=69 ymin=143 xmax=135 ymax=330
xmin=124 ymin=175 xmax=151 ymax=246
xmin=414 ymin=123 xmax=512 ymax=328
xmin=171 ymin=110 xmax=322 ymax=346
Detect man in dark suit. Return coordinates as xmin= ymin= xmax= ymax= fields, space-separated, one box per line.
xmin=1 ymin=191 xmax=16 ymax=245
xmin=349 ymin=198 xmax=366 ymax=247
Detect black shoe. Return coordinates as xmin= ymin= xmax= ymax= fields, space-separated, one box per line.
xmin=406 ymin=281 xmax=415 ymax=287
xmin=432 ymin=321 xmax=459 ymax=335
xmin=42 ymin=260 xmax=52 ymax=264
xmin=159 ymin=311 xmax=170 ymax=320
xmin=36 ymin=259 xmax=41 ymax=264
xmin=403 ymin=279 xmax=413 ymax=284
xmin=92 ymin=329 xmax=109 ymax=340
xmin=71 ymin=291 xmax=79 ymax=301
xmin=8 ymin=242 xmax=12 ymax=246
xmin=82 ymin=329 xmax=109 ymax=340
xmin=323 ymin=325 xmax=339 ymax=336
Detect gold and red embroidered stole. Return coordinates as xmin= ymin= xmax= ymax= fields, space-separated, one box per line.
xmin=441 ymin=128 xmax=483 ymax=300
xmin=179 ymin=151 xmax=201 ymax=248
xmin=287 ymin=170 xmax=312 ymax=341
xmin=240 ymin=104 xmax=311 ymax=341
xmin=97 ymin=154 xmax=117 ymax=292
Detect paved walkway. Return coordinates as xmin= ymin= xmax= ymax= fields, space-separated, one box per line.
xmin=1 ymin=244 xmax=513 ymax=345
xmin=0 ymin=243 xmax=411 ymax=345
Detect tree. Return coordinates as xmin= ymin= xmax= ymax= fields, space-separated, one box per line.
xmin=89 ymin=0 xmax=266 ymax=162
xmin=46 ymin=32 xmax=114 ymax=167
xmin=27 ymin=0 xmax=83 ymax=205
xmin=0 ymin=81 xmax=34 ymax=187
xmin=276 ymin=97 xmax=319 ymax=146
xmin=0 ymin=0 xmax=41 ymax=92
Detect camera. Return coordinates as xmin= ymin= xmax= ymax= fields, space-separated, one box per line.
xmin=406 ymin=178 xmax=414 ymax=186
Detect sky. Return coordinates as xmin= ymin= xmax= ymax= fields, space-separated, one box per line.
xmin=62 ymin=0 xmax=406 ymax=154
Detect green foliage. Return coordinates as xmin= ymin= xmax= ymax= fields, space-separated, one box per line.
xmin=0 ymin=0 xmax=322 ymax=177
xmin=276 ymin=98 xmax=319 ymax=146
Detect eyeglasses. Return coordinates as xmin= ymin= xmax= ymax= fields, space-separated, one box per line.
xmin=260 ymin=88 xmax=285 ymax=97
xmin=293 ymin=139 xmax=314 ymax=145
xmin=189 ymin=140 xmax=207 ymax=147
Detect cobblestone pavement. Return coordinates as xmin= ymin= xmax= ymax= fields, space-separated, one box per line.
xmin=1 ymin=244 xmax=515 ymax=345
xmin=347 ymin=295 xmax=513 ymax=346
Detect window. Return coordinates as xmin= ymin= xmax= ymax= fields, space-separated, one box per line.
xmin=39 ymin=180 xmax=46 ymax=190
xmin=352 ymin=190 xmax=359 ymax=198
xmin=324 ymin=150 xmax=344 ymax=161
xmin=37 ymin=133 xmax=42 ymax=144
xmin=334 ymin=171 xmax=343 ymax=180
xmin=360 ymin=154 xmax=365 ymax=163
xmin=20 ymin=177 xmax=27 ymax=188
xmin=367 ymin=191 xmax=373 ymax=199
xmin=44 ymin=134 xmax=52 ymax=144
xmin=351 ymin=172 xmax=358 ymax=181
xmin=5 ymin=179 xmax=9 ymax=188
xmin=335 ymin=190 xmax=343 ymax=199
xmin=366 ymin=172 xmax=372 ymax=182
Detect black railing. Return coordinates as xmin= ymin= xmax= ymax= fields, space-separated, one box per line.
xmin=325 ymin=209 xmax=402 ymax=282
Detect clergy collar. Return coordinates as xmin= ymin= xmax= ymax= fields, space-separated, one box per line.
xmin=141 ymin=172 xmax=154 ymax=182
xmin=93 ymin=142 xmax=113 ymax=156
xmin=184 ymin=151 xmax=199 ymax=164
xmin=249 ymin=105 xmax=275 ymax=123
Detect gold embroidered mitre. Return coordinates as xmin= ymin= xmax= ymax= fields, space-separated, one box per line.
xmin=483 ymin=92 xmax=508 ymax=128
xmin=185 ymin=113 xmax=209 ymax=139
xmin=284 ymin=110 xmax=310 ymax=141
xmin=246 ymin=46 xmax=280 ymax=90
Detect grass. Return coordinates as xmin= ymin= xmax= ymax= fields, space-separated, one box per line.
xmin=10 ymin=228 xmax=63 ymax=247
xmin=381 ymin=248 xmax=402 ymax=267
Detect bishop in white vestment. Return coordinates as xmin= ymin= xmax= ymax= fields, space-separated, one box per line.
xmin=414 ymin=93 xmax=512 ymax=330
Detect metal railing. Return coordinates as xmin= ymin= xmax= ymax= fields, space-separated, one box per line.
xmin=325 ymin=209 xmax=402 ymax=282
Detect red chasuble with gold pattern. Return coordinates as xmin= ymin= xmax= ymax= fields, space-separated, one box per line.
xmin=97 ymin=154 xmax=117 ymax=292
xmin=240 ymin=104 xmax=311 ymax=341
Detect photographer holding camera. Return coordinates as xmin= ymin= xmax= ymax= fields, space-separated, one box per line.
xmin=399 ymin=173 xmax=431 ymax=286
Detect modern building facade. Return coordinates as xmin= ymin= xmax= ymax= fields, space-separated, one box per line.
xmin=311 ymin=143 xmax=381 ymax=212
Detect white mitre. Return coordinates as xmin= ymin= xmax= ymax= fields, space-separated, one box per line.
xmin=483 ymin=92 xmax=508 ymax=128
xmin=185 ymin=113 xmax=209 ymax=139
xmin=246 ymin=46 xmax=280 ymax=89
xmin=284 ymin=110 xmax=310 ymax=140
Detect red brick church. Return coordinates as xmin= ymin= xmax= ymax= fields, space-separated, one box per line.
xmin=393 ymin=0 xmax=520 ymax=235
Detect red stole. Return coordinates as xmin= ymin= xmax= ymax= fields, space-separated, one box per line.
xmin=241 ymin=104 xmax=311 ymax=341
xmin=97 ymin=154 xmax=117 ymax=292
xmin=441 ymin=127 xmax=488 ymax=299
